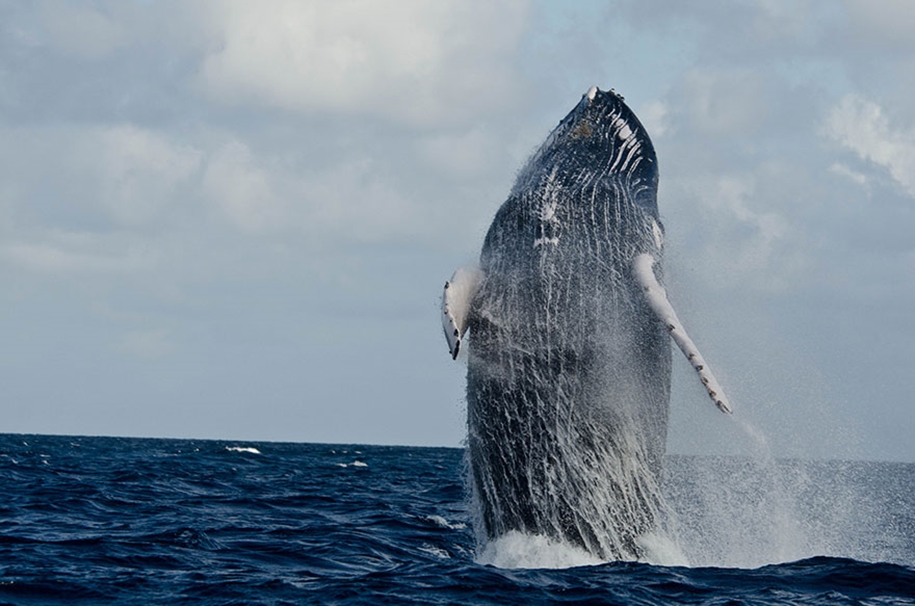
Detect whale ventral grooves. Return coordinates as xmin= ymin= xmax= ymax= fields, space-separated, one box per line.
xmin=441 ymin=85 xmax=732 ymax=562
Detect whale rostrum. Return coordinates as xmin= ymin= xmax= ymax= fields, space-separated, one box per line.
xmin=441 ymin=85 xmax=731 ymax=560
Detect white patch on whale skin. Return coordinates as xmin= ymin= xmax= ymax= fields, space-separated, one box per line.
xmin=585 ymin=85 xmax=599 ymax=101
xmin=615 ymin=117 xmax=633 ymax=141
xmin=534 ymin=198 xmax=560 ymax=247
xmin=652 ymin=219 xmax=664 ymax=250
xmin=632 ymin=253 xmax=732 ymax=414
xmin=538 ymin=199 xmax=557 ymax=222
xmin=605 ymin=111 xmax=645 ymax=177
xmin=532 ymin=167 xmax=562 ymax=248
xmin=532 ymin=236 xmax=559 ymax=248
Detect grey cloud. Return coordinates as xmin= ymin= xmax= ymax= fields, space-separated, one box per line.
xmin=824 ymin=95 xmax=915 ymax=198
xmin=1 ymin=1 xmax=913 ymax=459
xmin=196 ymin=0 xmax=532 ymax=128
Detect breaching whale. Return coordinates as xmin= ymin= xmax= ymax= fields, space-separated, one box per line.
xmin=442 ymin=86 xmax=731 ymax=561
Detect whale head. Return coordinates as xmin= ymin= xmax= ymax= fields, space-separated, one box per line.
xmin=513 ymin=86 xmax=659 ymax=218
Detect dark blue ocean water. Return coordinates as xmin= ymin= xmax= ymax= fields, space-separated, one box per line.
xmin=1 ymin=434 xmax=913 ymax=605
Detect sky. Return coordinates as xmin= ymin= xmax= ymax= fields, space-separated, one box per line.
xmin=1 ymin=0 xmax=914 ymax=461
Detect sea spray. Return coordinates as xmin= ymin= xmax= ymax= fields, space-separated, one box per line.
xmin=662 ymin=415 xmax=853 ymax=569
xmin=467 ymin=399 xmax=886 ymax=569
xmin=663 ymin=455 xmax=806 ymax=568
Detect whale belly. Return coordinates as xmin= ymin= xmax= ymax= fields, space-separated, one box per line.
xmin=465 ymin=213 xmax=671 ymax=560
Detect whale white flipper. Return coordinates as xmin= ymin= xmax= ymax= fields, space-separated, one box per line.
xmin=632 ymin=253 xmax=732 ymax=414
xmin=442 ymin=267 xmax=483 ymax=359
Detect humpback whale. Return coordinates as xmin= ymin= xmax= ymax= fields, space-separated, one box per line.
xmin=442 ymin=86 xmax=731 ymax=561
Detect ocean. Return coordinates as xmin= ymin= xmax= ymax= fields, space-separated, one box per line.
xmin=1 ymin=434 xmax=913 ymax=605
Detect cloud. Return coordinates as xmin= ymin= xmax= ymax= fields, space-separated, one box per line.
xmin=618 ymin=0 xmax=828 ymax=62
xmin=0 ymin=123 xmax=203 ymax=234
xmin=669 ymin=172 xmax=795 ymax=293
xmin=678 ymin=69 xmax=772 ymax=138
xmin=0 ymin=1 xmax=911 ymax=458
xmin=202 ymin=140 xmax=285 ymax=234
xmin=636 ymin=101 xmax=670 ymax=138
xmin=117 ymin=328 xmax=176 ymax=359
xmin=828 ymin=162 xmax=867 ymax=186
xmin=3 ymin=232 xmax=156 ymax=274
xmin=297 ymin=157 xmax=420 ymax=243
xmin=843 ymin=0 xmax=915 ymax=50
xmin=749 ymin=0 xmax=821 ymax=42
xmin=197 ymin=0 xmax=531 ymax=126
xmin=39 ymin=1 xmax=127 ymax=60
xmin=416 ymin=128 xmax=501 ymax=178
xmin=197 ymin=137 xmax=446 ymax=244
xmin=85 ymin=125 xmax=203 ymax=227
xmin=824 ymin=95 xmax=915 ymax=197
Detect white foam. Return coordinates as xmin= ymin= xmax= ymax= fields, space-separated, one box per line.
xmin=337 ymin=460 xmax=368 ymax=468
xmin=637 ymin=532 xmax=690 ymax=567
xmin=651 ymin=219 xmax=664 ymax=250
xmin=475 ymin=531 xmax=604 ymax=569
xmin=418 ymin=544 xmax=451 ymax=559
xmin=226 ymin=446 xmax=261 ymax=454
xmin=425 ymin=515 xmax=467 ymax=530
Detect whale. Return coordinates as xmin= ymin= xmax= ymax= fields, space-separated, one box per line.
xmin=442 ymin=86 xmax=730 ymax=561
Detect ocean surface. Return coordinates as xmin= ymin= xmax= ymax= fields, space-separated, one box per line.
xmin=1 ymin=434 xmax=913 ymax=605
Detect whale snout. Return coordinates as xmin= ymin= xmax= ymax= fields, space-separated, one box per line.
xmin=582 ymin=85 xmax=626 ymax=105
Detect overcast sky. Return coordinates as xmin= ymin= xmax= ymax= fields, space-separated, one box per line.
xmin=2 ymin=0 xmax=913 ymax=461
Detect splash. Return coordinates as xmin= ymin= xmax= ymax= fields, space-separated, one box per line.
xmin=475 ymin=531 xmax=604 ymax=569
xmin=663 ymin=453 xmax=807 ymax=568
xmin=660 ymin=412 xmax=910 ymax=569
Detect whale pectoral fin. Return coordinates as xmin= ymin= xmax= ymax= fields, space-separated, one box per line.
xmin=442 ymin=266 xmax=483 ymax=360
xmin=632 ymin=254 xmax=732 ymax=414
